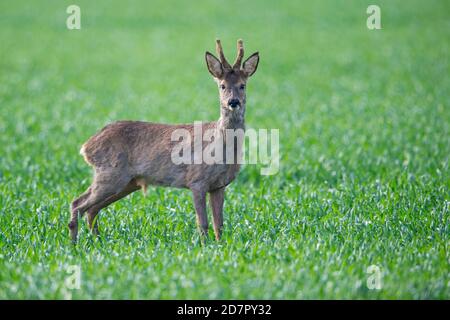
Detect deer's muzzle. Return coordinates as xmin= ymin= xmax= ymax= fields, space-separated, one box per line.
xmin=228 ymin=98 xmax=240 ymax=109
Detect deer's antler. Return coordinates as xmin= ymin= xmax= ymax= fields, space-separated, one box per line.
xmin=216 ymin=39 xmax=232 ymax=70
xmin=233 ymin=39 xmax=244 ymax=70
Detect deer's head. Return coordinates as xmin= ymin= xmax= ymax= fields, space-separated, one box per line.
xmin=205 ymin=39 xmax=259 ymax=116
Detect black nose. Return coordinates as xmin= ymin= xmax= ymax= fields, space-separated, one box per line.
xmin=228 ymin=98 xmax=240 ymax=108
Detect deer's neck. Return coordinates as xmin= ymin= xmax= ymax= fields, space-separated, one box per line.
xmin=215 ymin=108 xmax=245 ymax=171
xmin=216 ymin=108 xmax=245 ymax=132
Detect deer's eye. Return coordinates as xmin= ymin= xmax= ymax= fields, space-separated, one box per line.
xmin=220 ymin=84 xmax=226 ymax=90
xmin=239 ymin=84 xmax=245 ymax=90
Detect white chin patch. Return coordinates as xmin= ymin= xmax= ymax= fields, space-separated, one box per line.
xmin=227 ymin=106 xmax=240 ymax=111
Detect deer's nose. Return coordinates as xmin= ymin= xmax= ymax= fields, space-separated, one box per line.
xmin=228 ymin=98 xmax=240 ymax=108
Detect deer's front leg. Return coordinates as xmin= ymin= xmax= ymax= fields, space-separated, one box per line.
xmin=209 ymin=188 xmax=224 ymax=241
xmin=192 ymin=189 xmax=208 ymax=238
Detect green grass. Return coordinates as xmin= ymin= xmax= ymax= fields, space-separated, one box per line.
xmin=0 ymin=0 xmax=449 ymax=299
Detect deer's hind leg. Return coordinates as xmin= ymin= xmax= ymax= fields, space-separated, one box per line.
xmin=69 ymin=187 xmax=92 ymax=242
xmin=86 ymin=180 xmax=140 ymax=236
xmin=69 ymin=169 xmax=134 ymax=242
xmin=71 ymin=187 xmax=92 ymax=212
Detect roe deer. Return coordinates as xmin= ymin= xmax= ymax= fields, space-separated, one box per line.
xmin=69 ymin=39 xmax=259 ymax=242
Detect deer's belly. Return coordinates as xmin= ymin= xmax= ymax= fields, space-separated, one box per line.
xmin=135 ymin=162 xmax=240 ymax=191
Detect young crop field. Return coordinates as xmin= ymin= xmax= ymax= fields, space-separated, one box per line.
xmin=0 ymin=0 xmax=448 ymax=299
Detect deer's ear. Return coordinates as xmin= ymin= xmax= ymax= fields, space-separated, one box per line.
xmin=205 ymin=52 xmax=223 ymax=78
xmin=242 ymin=52 xmax=259 ymax=77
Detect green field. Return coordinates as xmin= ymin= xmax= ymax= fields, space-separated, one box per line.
xmin=0 ymin=0 xmax=449 ymax=299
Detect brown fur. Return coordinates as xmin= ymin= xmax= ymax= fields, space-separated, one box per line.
xmin=69 ymin=40 xmax=259 ymax=242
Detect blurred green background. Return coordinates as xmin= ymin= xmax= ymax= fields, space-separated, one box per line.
xmin=0 ymin=0 xmax=448 ymax=299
